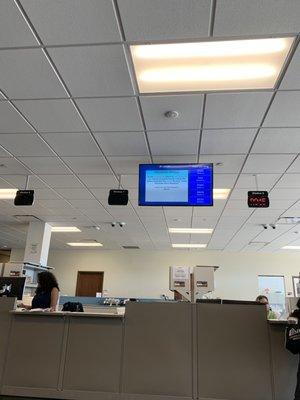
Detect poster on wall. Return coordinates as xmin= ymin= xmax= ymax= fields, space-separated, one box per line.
xmin=293 ymin=276 xmax=300 ymax=297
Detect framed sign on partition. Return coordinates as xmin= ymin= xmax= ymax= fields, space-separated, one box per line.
xmin=293 ymin=276 xmax=300 ymax=297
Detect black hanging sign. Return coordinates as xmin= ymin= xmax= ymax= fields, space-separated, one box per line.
xmin=248 ymin=191 xmax=269 ymax=208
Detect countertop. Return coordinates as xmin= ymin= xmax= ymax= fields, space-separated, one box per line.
xmin=11 ymin=310 xmax=124 ymax=318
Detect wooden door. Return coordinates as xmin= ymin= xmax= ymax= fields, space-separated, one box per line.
xmin=76 ymin=271 xmax=104 ymax=297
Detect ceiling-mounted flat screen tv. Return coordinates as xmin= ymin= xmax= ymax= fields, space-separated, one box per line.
xmin=139 ymin=163 xmax=213 ymax=206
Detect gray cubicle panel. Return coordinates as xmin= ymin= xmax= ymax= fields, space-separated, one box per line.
xmin=196 ymin=302 xmax=273 ymax=400
xmin=122 ymin=302 xmax=193 ymax=400
xmin=2 ymin=313 xmax=65 ymax=396
xmin=0 ymin=298 xmax=16 ymax=388
xmin=269 ymin=323 xmax=298 ymax=400
xmin=62 ymin=315 xmax=123 ymax=396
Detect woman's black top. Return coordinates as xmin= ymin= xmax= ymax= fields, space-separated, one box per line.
xmin=31 ymin=290 xmax=52 ymax=309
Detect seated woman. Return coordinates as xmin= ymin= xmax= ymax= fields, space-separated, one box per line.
xmin=23 ymin=271 xmax=60 ymax=312
xmin=255 ymin=295 xmax=278 ymax=319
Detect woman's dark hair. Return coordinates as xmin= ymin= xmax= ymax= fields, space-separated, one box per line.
xmin=291 ymin=309 xmax=300 ymax=319
xmin=289 ymin=298 xmax=300 ymax=318
xmin=36 ymin=271 xmax=59 ymax=294
xmin=256 ymin=295 xmax=269 ymax=303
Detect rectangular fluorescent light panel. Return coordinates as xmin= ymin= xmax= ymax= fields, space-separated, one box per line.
xmin=172 ymin=244 xmax=207 ymax=248
xmin=131 ymin=37 xmax=294 ymax=93
xmin=0 ymin=188 xmax=18 ymax=199
xmin=169 ymin=228 xmax=213 ymax=234
xmin=52 ymin=226 xmax=81 ymax=232
xmin=282 ymin=246 xmax=300 ymax=250
xmin=213 ymin=188 xmax=230 ymax=200
xmin=67 ymin=242 xmax=103 ymax=247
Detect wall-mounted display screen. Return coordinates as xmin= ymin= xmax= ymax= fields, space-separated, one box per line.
xmin=139 ymin=163 xmax=213 ymax=206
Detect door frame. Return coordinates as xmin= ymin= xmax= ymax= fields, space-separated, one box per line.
xmin=75 ymin=271 xmax=104 ymax=297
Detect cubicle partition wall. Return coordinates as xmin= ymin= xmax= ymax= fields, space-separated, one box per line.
xmin=0 ymin=297 xmax=15 ymax=389
xmin=0 ymin=301 xmax=297 ymax=400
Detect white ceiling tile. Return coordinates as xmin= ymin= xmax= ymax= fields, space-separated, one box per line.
xmin=0 ymin=102 xmax=34 ymax=133
xmin=118 ymin=0 xmax=211 ymax=41
xmin=108 ymin=156 xmax=151 ymax=174
xmin=0 ymin=158 xmax=29 ymax=175
xmin=286 ymin=155 xmax=300 ymax=173
xmin=55 ymin=188 xmax=94 ymax=200
xmin=0 ymin=134 xmax=54 ymax=157
xmin=217 ymin=215 xmax=248 ymax=229
xmin=246 ymin=209 xmax=284 ymax=224
xmin=280 ymin=45 xmax=300 ymax=90
xmin=214 ymin=174 xmax=237 ymax=188
xmin=0 ymin=1 xmax=38 ymax=47
xmin=38 ymin=175 xmax=82 ymax=189
xmin=94 ymin=132 xmax=149 ymax=156
xmin=76 ymin=98 xmax=143 ymax=131
xmin=15 ymin=99 xmax=87 ymax=132
xmin=78 ymin=174 xmax=117 ymax=188
xmin=226 ymin=199 xmax=249 ymax=210
xmin=204 ymin=92 xmax=272 ymax=128
xmin=141 ymin=95 xmax=203 ymax=130
xmin=252 ymin=128 xmax=300 ymax=154
xmin=269 ymin=187 xmax=300 ymax=200
xmin=276 ymin=174 xmax=300 ymax=188
xmin=235 ymin=174 xmax=281 ymax=190
xmin=48 ymin=45 xmax=133 ymax=97
xmin=264 ymin=92 xmax=300 ymax=127
xmin=201 ymin=129 xmax=255 ymax=154
xmin=121 ymin=175 xmax=138 ymax=188
xmin=62 ymin=156 xmax=111 ymax=174
xmin=242 ymin=154 xmax=296 ymax=173
xmin=42 ymin=132 xmax=101 ymax=156
xmin=214 ymin=0 xmax=300 ymax=36
xmin=0 ymin=175 xmax=21 ymax=188
xmin=0 ymin=49 xmax=66 ymax=99
xmin=222 ymin=208 xmax=252 ymax=218
xmin=90 ymin=188 xmax=112 ymax=199
xmin=0 ymin=146 xmax=10 ymax=157
xmin=19 ymin=157 xmax=70 ymax=175
xmin=198 ymin=155 xmax=245 ymax=173
xmin=32 ymin=188 xmax=61 ymax=200
xmin=148 ymin=130 xmax=199 ymax=156
xmin=20 ymin=0 xmax=121 ymax=45
xmin=192 ymin=216 xmax=219 ymax=227
xmin=68 ymin=199 xmax=103 ymax=209
xmin=153 ymin=155 xmax=197 ymax=164
xmin=164 ymin=207 xmax=193 ymax=219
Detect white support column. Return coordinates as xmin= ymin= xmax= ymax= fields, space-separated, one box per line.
xmin=23 ymin=221 xmax=52 ymax=266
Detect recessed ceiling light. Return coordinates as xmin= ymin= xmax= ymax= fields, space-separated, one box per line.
xmin=52 ymin=226 xmax=81 ymax=232
xmin=67 ymin=242 xmax=103 ymax=247
xmin=131 ymin=37 xmax=294 ymax=93
xmin=282 ymin=245 xmax=300 ymax=250
xmin=213 ymin=188 xmax=231 ymax=200
xmin=172 ymin=243 xmax=207 ymax=248
xmin=169 ymin=228 xmax=213 ymax=234
xmin=0 ymin=188 xmax=18 ymax=199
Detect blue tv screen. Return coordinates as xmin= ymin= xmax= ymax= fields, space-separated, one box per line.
xmin=139 ymin=163 xmax=213 ymax=206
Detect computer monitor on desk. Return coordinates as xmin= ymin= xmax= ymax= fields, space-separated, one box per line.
xmin=0 ymin=277 xmax=26 ymax=300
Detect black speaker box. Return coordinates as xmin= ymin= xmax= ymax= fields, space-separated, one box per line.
xmin=14 ymin=190 xmax=34 ymax=206
xmin=108 ymin=189 xmax=128 ymax=206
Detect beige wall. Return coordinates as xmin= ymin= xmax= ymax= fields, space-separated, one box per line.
xmin=10 ymin=248 xmax=300 ymax=299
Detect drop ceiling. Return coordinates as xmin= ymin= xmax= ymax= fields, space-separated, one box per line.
xmin=0 ymin=0 xmax=299 ymax=253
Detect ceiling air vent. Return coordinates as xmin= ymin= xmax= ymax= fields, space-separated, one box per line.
xmin=122 ymin=245 xmax=140 ymax=249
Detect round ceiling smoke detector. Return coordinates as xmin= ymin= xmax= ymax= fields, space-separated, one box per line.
xmin=164 ymin=110 xmax=179 ymax=119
